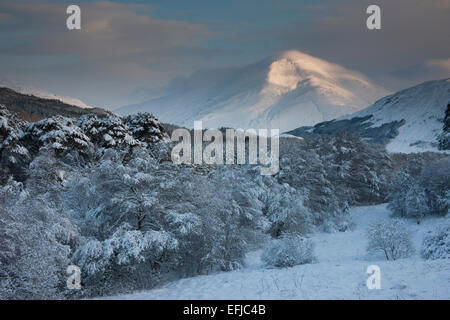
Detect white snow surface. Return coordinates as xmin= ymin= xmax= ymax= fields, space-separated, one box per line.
xmin=101 ymin=204 xmax=450 ymax=300
xmin=340 ymin=78 xmax=450 ymax=153
xmin=117 ymin=50 xmax=388 ymax=132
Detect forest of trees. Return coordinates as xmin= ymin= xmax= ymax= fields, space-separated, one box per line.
xmin=1 ymin=104 xmax=449 ymax=299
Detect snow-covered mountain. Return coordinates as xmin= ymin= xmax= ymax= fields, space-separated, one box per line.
xmin=117 ymin=50 xmax=389 ymax=132
xmin=0 ymin=79 xmax=92 ymax=109
xmin=287 ymin=79 xmax=450 ymax=153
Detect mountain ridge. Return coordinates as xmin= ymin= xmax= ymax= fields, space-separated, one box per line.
xmin=0 ymin=79 xmax=93 ymax=109
xmin=0 ymin=87 xmax=109 ymax=122
xmin=117 ymin=50 xmax=389 ymax=132
xmin=287 ymin=78 xmax=450 ymax=153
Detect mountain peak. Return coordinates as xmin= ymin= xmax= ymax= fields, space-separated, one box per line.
xmin=269 ymin=50 xmax=374 ymax=87
xmin=273 ymin=50 xmax=333 ymax=68
xmin=117 ymin=52 xmax=389 ymax=131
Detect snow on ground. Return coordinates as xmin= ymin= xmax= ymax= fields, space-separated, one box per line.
xmin=102 ymin=204 xmax=450 ymax=300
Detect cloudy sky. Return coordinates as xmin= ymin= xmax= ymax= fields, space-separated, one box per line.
xmin=0 ymin=0 xmax=449 ymax=108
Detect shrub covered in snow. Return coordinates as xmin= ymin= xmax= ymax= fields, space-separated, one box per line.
xmin=72 ymin=223 xmax=178 ymax=295
xmin=322 ymin=213 xmax=354 ymax=233
xmin=421 ymin=221 xmax=450 ymax=260
xmin=261 ymin=234 xmax=315 ymax=268
xmin=366 ymin=219 xmax=414 ymax=260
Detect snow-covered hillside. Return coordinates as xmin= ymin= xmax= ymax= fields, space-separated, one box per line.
xmin=288 ymin=79 xmax=450 ymax=153
xmin=0 ymin=79 xmax=92 ymax=109
xmin=102 ymin=204 xmax=450 ymax=300
xmin=117 ymin=51 xmax=388 ymax=132
xmin=342 ymin=79 xmax=450 ymax=153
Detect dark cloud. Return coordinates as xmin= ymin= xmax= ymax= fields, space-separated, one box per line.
xmin=0 ymin=1 xmax=217 ymax=107
xmin=0 ymin=0 xmax=448 ymax=107
xmin=257 ymin=0 xmax=450 ymax=89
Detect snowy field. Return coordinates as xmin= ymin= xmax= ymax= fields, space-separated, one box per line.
xmin=102 ymin=204 xmax=450 ymax=300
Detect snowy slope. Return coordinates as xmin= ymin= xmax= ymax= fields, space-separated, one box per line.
xmin=288 ymin=79 xmax=450 ymax=153
xmin=117 ymin=51 xmax=388 ymax=132
xmin=102 ymin=204 xmax=450 ymax=300
xmin=340 ymin=79 xmax=450 ymax=153
xmin=0 ymin=79 xmax=92 ymax=109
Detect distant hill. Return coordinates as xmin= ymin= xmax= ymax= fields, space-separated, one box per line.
xmin=286 ymin=79 xmax=450 ymax=153
xmin=0 ymin=87 xmax=108 ymax=122
xmin=0 ymin=79 xmax=93 ymax=109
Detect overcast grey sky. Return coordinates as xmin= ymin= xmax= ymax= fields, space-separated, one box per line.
xmin=0 ymin=0 xmax=449 ymax=108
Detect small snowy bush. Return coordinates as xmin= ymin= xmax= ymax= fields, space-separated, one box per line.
xmin=261 ymin=234 xmax=315 ymax=268
xmin=421 ymin=222 xmax=450 ymax=260
xmin=367 ymin=219 xmax=414 ymax=260
xmin=322 ymin=209 xmax=355 ymax=233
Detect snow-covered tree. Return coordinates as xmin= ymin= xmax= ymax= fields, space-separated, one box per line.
xmin=0 ymin=105 xmax=29 ymax=183
xmin=367 ymin=219 xmax=414 ymax=260
xmin=72 ymin=223 xmax=178 ymax=295
xmin=26 ymin=115 xmax=93 ymax=158
xmin=278 ymin=132 xmax=387 ymax=227
xmin=421 ymin=221 xmax=450 ymax=260
xmin=438 ymin=104 xmax=450 ymax=150
xmin=388 ymin=157 xmax=450 ymax=218
xmin=404 ymin=185 xmax=428 ymax=220
xmin=0 ymin=178 xmax=73 ymax=299
xmin=261 ymin=183 xmax=312 ymax=237
xmin=419 ymin=158 xmax=450 ymax=216
xmin=387 ymin=171 xmax=414 ymax=217
xmin=125 ymin=112 xmax=168 ymax=146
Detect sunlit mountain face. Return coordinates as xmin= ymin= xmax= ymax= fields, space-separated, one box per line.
xmin=118 ymin=50 xmax=389 ymax=132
